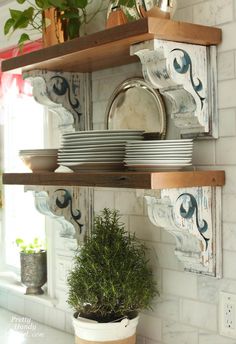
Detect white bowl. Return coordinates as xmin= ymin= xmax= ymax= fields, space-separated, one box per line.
xmin=20 ymin=154 xmax=58 ymax=172
xmin=19 ymin=149 xmax=58 ymax=156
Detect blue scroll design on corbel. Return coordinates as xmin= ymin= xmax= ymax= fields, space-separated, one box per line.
xmin=51 ymin=76 xmax=82 ymax=119
xmin=145 ymin=186 xmax=222 ymax=277
xmin=177 ymin=193 xmax=209 ymax=250
xmin=55 ymin=188 xmax=84 ymax=235
xmin=171 ymin=49 xmax=205 ymax=109
xmin=131 ymin=39 xmax=218 ymax=138
xmin=23 ymin=70 xmax=87 ymax=132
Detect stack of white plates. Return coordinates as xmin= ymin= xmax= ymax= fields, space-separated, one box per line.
xmin=124 ymin=139 xmax=193 ymax=171
xmin=58 ymin=130 xmax=144 ymax=172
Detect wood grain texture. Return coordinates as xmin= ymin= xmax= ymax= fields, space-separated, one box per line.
xmin=2 ymin=170 xmax=225 ymax=190
xmin=1 ymin=17 xmax=222 ymax=73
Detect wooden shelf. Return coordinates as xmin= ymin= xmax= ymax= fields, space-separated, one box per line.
xmin=1 ymin=17 xmax=222 ymax=73
xmin=2 ymin=170 xmax=225 ymax=190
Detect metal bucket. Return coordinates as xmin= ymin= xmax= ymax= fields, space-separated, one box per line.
xmin=20 ymin=250 xmax=47 ymax=295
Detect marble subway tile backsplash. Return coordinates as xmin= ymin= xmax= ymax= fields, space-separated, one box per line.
xmin=162 ymin=270 xmax=198 ymax=299
xmin=137 ymin=313 xmax=162 ymax=342
xmin=162 ymin=321 xmax=198 ymax=344
xmin=1 ymin=0 xmax=236 ymax=343
xmin=180 ymin=299 xmax=218 ymax=331
xmin=219 ymin=108 xmax=236 ymax=137
xmin=198 ymin=332 xmax=236 ymax=344
xmin=218 ymin=51 xmax=235 ymax=81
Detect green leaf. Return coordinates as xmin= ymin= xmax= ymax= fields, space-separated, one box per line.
xmin=67 ymin=17 xmax=80 ymax=39
xmin=18 ymin=33 xmax=30 ymax=49
xmin=13 ymin=15 xmax=30 ymax=30
xmin=4 ymin=18 xmax=15 ymax=35
xmin=34 ymin=238 xmax=39 ymax=244
xmin=23 ymin=7 xmax=34 ymax=20
xmin=68 ymin=0 xmax=88 ymax=9
xmin=39 ymin=0 xmax=52 ymax=9
xmin=16 ymin=238 xmax=24 ymax=246
xmin=62 ymin=11 xmax=80 ymax=19
xmin=49 ymin=0 xmax=65 ymax=9
xmin=16 ymin=0 xmax=26 ymax=4
xmin=10 ymin=9 xmax=24 ymax=20
xmin=35 ymin=0 xmax=44 ymax=8
xmin=118 ymin=0 xmax=135 ymax=7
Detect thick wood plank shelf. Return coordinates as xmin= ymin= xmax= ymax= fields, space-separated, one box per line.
xmin=2 ymin=170 xmax=225 ymax=189
xmin=1 ymin=17 xmax=222 ymax=73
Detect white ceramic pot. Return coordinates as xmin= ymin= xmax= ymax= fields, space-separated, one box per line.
xmin=72 ymin=314 xmax=139 ymax=343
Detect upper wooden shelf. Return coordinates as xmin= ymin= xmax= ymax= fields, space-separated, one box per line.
xmin=2 ymin=170 xmax=225 ymax=190
xmin=1 ymin=17 xmax=222 ymax=73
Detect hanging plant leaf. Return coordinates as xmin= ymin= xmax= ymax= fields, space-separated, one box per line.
xmin=68 ymin=0 xmax=88 ymax=9
xmin=24 ymin=7 xmax=34 ymax=20
xmin=62 ymin=11 xmax=80 ymax=19
xmin=67 ymin=17 xmax=80 ymax=39
xmin=13 ymin=15 xmax=30 ymax=30
xmin=9 ymin=9 xmax=24 ymax=20
xmin=4 ymin=18 xmax=15 ymax=35
xmin=18 ymin=33 xmax=30 ymax=50
xmin=49 ymin=0 xmax=66 ymax=9
xmin=38 ymin=0 xmax=52 ymax=9
xmin=16 ymin=0 xmax=26 ymax=3
xmin=118 ymin=0 xmax=136 ymax=7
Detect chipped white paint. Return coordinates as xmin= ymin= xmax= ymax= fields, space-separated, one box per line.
xmin=131 ymin=40 xmax=218 ymax=138
xmin=145 ymin=186 xmax=222 ymax=277
xmin=25 ymin=186 xmax=93 ymax=246
xmin=24 ymin=70 xmax=91 ymax=132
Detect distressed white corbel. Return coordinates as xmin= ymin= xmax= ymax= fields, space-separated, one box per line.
xmin=131 ymin=39 xmax=218 ymax=138
xmin=24 ymin=185 xmax=93 ymax=246
xmin=145 ymin=186 xmax=222 ymax=277
xmin=23 ymin=70 xmax=91 ymax=133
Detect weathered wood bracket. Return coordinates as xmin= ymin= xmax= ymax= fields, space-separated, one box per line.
xmin=23 ymin=70 xmax=91 ymax=133
xmin=145 ymin=186 xmax=222 ymax=277
xmin=25 ymin=186 xmax=92 ymax=246
xmin=131 ymin=39 xmax=218 ymax=138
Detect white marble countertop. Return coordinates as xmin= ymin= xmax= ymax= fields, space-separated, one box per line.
xmin=0 ymin=308 xmax=74 ymax=344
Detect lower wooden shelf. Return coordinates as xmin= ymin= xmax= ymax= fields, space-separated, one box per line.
xmin=2 ymin=170 xmax=225 ymax=189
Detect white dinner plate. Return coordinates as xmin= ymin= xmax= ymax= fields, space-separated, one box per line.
xmin=124 ymin=159 xmax=192 ymax=165
xmin=62 ymin=136 xmax=143 ymax=143
xmin=59 ymin=143 xmax=126 ymax=150
xmin=63 ymin=129 xmax=144 ymax=136
xmin=61 ymin=139 xmax=142 ymax=147
xmin=58 ymin=152 xmax=124 ymax=159
xmin=126 ymin=139 xmax=193 ymax=144
xmin=58 ymin=157 xmax=123 ymax=162
xmin=125 ymin=152 xmax=193 ymax=157
xmin=126 ymin=164 xmax=192 ymax=171
xmin=59 ymin=162 xmax=124 ymax=172
xmin=126 ymin=145 xmax=193 ymax=149
xmin=125 ymin=149 xmax=193 ymax=154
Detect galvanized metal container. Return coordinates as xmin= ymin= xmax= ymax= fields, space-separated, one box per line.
xmin=20 ymin=250 xmax=47 ymax=295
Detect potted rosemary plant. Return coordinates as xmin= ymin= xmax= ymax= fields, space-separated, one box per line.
xmin=67 ymin=208 xmax=157 ymax=344
xmin=16 ymin=237 xmax=47 ymax=295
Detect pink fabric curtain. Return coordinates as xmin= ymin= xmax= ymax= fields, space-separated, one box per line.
xmin=0 ymin=40 xmax=43 ymax=97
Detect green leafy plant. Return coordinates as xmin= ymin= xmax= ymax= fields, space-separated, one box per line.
xmin=16 ymin=237 xmax=45 ymax=254
xmin=67 ymin=208 xmax=157 ymax=323
xmin=109 ymin=0 xmax=139 ymax=22
xmin=116 ymin=0 xmax=136 ymax=7
xmin=4 ymin=0 xmax=100 ymax=48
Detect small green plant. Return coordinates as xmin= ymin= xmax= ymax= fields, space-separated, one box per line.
xmin=16 ymin=237 xmax=45 ymax=254
xmin=110 ymin=0 xmax=138 ymax=21
xmin=67 ymin=208 xmax=157 ymax=323
xmin=4 ymin=0 xmax=104 ymax=48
